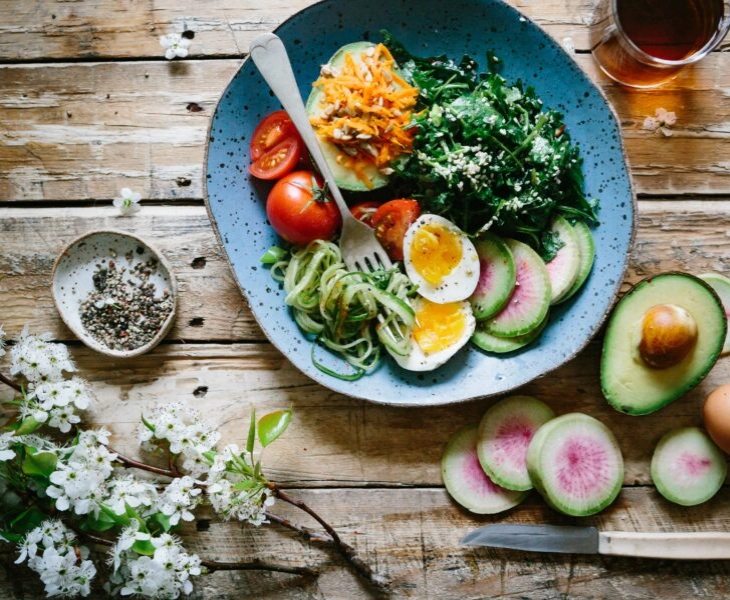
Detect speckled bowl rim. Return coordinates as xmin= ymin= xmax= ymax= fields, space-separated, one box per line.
xmin=51 ymin=229 xmax=178 ymax=358
xmin=203 ymin=0 xmax=637 ymax=406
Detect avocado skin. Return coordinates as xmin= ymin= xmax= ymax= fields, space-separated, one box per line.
xmin=600 ymin=272 xmax=727 ymax=416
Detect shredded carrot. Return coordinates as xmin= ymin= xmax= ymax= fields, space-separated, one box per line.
xmin=309 ymin=43 xmax=419 ymax=188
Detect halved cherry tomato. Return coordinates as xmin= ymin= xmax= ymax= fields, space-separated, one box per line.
xmin=266 ymin=170 xmax=342 ymax=246
xmin=350 ymin=201 xmax=382 ymax=227
xmin=371 ymin=199 xmax=421 ymax=262
xmin=249 ymin=136 xmax=302 ymax=180
xmin=250 ymin=110 xmax=298 ymax=161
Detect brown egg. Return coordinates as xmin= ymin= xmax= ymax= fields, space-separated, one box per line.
xmin=702 ymin=384 xmax=730 ymax=454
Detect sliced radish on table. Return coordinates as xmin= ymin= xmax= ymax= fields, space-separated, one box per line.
xmin=650 ymin=426 xmax=727 ymax=507
xmin=476 ymin=395 xmax=555 ymax=491
xmin=526 ymin=412 xmax=624 ymax=516
xmin=441 ymin=424 xmax=528 ymax=514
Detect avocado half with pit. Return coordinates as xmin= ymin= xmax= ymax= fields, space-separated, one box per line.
xmin=601 ymin=272 xmax=727 ymax=415
xmin=305 ymin=41 xmax=392 ymax=192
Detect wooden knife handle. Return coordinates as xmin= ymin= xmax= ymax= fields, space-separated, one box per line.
xmin=599 ymin=531 xmax=730 ymax=559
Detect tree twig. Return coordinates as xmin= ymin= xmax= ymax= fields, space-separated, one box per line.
xmin=0 ymin=372 xmax=21 ymax=393
xmin=269 ymin=485 xmax=391 ymax=596
xmin=200 ymin=558 xmax=317 ymax=578
xmin=113 ymin=451 xmax=182 ymax=479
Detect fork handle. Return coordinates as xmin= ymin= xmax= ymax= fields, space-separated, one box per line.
xmin=248 ymin=33 xmax=351 ymax=220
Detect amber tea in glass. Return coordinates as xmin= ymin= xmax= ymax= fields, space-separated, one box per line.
xmin=591 ymin=0 xmax=730 ymax=87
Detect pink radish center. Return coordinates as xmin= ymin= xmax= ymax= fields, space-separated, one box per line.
xmin=555 ymin=435 xmax=611 ymax=497
xmin=674 ymin=451 xmax=712 ymax=480
xmin=464 ymin=447 xmax=504 ymax=495
xmin=475 ymin=257 xmax=495 ymax=294
xmin=494 ymin=417 xmax=535 ymax=469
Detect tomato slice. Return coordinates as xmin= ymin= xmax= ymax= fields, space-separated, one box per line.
xmin=250 ymin=110 xmax=298 ymax=161
xmin=371 ymin=199 xmax=421 ymax=262
xmin=350 ymin=201 xmax=382 ymax=227
xmin=249 ymin=136 xmax=302 ymax=180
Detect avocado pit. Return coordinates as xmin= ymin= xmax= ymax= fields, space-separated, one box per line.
xmin=638 ymin=303 xmax=698 ymax=369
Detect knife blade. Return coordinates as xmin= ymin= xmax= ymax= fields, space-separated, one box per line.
xmin=461 ymin=524 xmax=730 ymax=559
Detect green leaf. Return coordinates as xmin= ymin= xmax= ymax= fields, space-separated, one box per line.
xmin=14 ymin=416 xmax=42 ymax=436
xmin=21 ymin=450 xmax=57 ymax=478
xmin=131 ymin=538 xmax=156 ymax=556
xmin=246 ymin=407 xmax=256 ymax=454
xmin=152 ymin=512 xmax=173 ymax=533
xmin=140 ymin=414 xmax=156 ymax=433
xmin=0 ymin=529 xmax=23 ymax=544
xmin=80 ymin=509 xmax=118 ymax=533
xmin=257 ymin=409 xmax=292 ymax=448
xmin=9 ymin=507 xmax=46 ymax=535
xmin=100 ymin=504 xmax=132 ymax=528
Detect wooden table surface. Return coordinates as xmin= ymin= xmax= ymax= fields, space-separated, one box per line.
xmin=3 ymin=1 xmax=730 ymax=598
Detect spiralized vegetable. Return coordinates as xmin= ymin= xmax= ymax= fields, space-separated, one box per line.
xmin=270 ymin=240 xmax=416 ymax=379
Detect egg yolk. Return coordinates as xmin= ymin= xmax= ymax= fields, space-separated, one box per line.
xmin=413 ymin=299 xmax=467 ymax=353
xmin=410 ymin=223 xmax=463 ymax=286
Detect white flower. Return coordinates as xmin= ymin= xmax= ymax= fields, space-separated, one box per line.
xmin=0 ymin=324 xmax=6 ymax=358
xmin=110 ymin=529 xmax=201 ymax=598
xmin=0 ymin=432 xmax=17 ymax=462
xmin=10 ymin=327 xmax=75 ymax=383
xmin=159 ymin=476 xmax=202 ymax=526
xmin=17 ymin=520 xmax=96 ymax=597
xmin=160 ymin=33 xmax=192 ymax=60
xmin=113 ymin=187 xmax=142 ymax=216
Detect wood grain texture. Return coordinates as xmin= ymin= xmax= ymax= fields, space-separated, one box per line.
xmin=3 ymin=488 xmax=730 ymax=599
xmin=4 ymin=1 xmax=730 ymax=598
xmin=0 ymin=0 xmax=593 ymax=62
xmin=1 ymin=56 xmax=730 ymax=201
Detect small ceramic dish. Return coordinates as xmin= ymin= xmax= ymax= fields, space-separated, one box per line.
xmin=52 ymin=230 xmax=178 ymax=358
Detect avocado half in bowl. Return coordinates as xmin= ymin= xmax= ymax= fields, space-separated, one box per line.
xmin=600 ymin=272 xmax=727 ymax=415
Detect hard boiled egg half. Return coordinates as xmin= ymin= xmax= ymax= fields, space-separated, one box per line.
xmin=388 ymin=296 xmax=476 ymax=371
xmin=402 ymin=214 xmax=480 ymax=303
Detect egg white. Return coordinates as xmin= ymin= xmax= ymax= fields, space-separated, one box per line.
xmin=389 ymin=296 xmax=476 ymax=371
xmin=402 ymin=214 xmax=480 ymax=304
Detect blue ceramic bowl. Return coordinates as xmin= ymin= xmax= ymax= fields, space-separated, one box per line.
xmin=204 ymin=0 xmax=635 ymax=406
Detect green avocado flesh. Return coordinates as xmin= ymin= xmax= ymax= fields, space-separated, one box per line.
xmin=305 ymin=41 xmax=391 ymax=192
xmin=601 ymin=272 xmax=727 ymax=415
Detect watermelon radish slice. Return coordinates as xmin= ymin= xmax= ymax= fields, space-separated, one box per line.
xmin=560 ymin=220 xmax=595 ymax=303
xmin=469 ymin=233 xmax=516 ymax=320
xmin=526 ymin=412 xmax=624 ymax=516
xmin=698 ymin=272 xmax=730 ymax=355
xmin=476 ymin=395 xmax=555 ymax=491
xmin=544 ymin=216 xmax=581 ymax=305
xmin=472 ymin=314 xmax=548 ymax=354
xmin=441 ymin=424 xmax=528 ymax=514
xmin=484 ymin=239 xmax=551 ymax=338
xmin=650 ymin=426 xmax=727 ymax=507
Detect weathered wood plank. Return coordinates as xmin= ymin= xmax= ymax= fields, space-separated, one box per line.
xmin=3 ymin=487 xmax=730 ymax=599
xmin=1 ymin=56 xmax=730 ymax=201
xmin=0 ymin=0 xmax=595 ymax=63
xmin=1 ymin=335 xmax=728 ymax=488
xmin=3 ymin=201 xmax=730 ymax=339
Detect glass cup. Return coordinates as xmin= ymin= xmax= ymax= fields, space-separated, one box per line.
xmin=590 ymin=0 xmax=730 ymax=88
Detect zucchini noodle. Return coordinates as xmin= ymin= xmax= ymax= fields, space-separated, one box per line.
xmin=269 ymin=240 xmax=416 ymax=379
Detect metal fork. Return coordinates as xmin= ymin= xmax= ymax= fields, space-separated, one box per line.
xmin=249 ymin=33 xmax=393 ymax=273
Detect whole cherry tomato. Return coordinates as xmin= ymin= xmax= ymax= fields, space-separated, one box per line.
xmin=266 ymin=170 xmax=342 ymax=246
